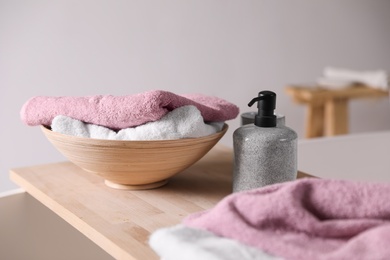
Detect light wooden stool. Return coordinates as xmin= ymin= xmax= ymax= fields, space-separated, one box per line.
xmin=285 ymin=85 xmax=389 ymax=138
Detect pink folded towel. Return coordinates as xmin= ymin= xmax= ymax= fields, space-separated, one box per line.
xmin=183 ymin=178 xmax=390 ymax=260
xmin=20 ymin=90 xmax=239 ymax=129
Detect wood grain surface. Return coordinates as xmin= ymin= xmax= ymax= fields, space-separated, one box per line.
xmin=10 ymin=145 xmax=312 ymax=260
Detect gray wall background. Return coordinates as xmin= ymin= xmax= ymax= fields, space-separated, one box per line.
xmin=1 ymin=0 xmax=390 ymax=192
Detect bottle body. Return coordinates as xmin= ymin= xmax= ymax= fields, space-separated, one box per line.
xmin=233 ymin=124 xmax=297 ymax=192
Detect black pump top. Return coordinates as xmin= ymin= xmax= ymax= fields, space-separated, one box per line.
xmin=248 ymin=91 xmax=277 ymax=127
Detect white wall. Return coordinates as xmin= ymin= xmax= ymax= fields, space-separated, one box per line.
xmin=1 ymin=0 xmax=390 ymax=192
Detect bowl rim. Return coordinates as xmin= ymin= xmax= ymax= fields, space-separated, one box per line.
xmin=41 ymin=123 xmax=228 ymax=146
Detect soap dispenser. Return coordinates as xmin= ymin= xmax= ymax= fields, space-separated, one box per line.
xmin=233 ymin=91 xmax=297 ymax=192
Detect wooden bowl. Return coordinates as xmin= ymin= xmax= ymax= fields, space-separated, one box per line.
xmin=41 ymin=124 xmax=228 ymax=190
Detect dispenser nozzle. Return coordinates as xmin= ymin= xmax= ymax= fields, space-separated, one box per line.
xmin=247 ymin=91 xmax=277 ymax=127
xmin=248 ymin=97 xmax=262 ymax=107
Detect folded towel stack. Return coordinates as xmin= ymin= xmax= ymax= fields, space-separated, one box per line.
xmin=150 ymin=178 xmax=390 ymax=260
xmin=21 ymin=90 xmax=239 ymax=129
xmin=52 ymin=106 xmax=225 ymax=140
xmin=20 ymin=90 xmax=239 ymax=140
xmin=317 ymin=67 xmax=389 ymax=90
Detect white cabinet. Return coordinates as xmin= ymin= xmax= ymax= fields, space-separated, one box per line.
xmin=0 ymin=190 xmax=113 ymax=260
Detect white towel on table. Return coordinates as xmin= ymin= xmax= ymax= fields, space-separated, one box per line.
xmin=149 ymin=225 xmax=281 ymax=260
xmin=317 ymin=67 xmax=389 ymax=90
xmin=51 ymin=105 xmax=224 ymax=140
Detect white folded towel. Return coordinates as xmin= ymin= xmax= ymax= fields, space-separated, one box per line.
xmin=317 ymin=67 xmax=389 ymax=90
xmin=51 ymin=106 xmax=224 ymax=140
xmin=316 ymin=77 xmax=356 ymax=89
xmin=149 ymin=225 xmax=281 ymax=260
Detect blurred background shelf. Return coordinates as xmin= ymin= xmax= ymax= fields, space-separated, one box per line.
xmin=286 ymin=85 xmax=389 ymax=138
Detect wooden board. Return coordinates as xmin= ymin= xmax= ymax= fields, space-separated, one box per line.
xmin=10 ymin=145 xmax=311 ymax=260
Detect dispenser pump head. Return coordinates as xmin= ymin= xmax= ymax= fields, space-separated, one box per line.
xmin=248 ymin=91 xmax=277 ymax=127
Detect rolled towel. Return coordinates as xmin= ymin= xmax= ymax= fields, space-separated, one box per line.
xmin=318 ymin=67 xmax=389 ymax=90
xmin=183 ymin=178 xmax=390 ymax=260
xmin=149 ymin=224 xmax=280 ymax=260
xmin=316 ymin=77 xmax=357 ymax=89
xmin=51 ymin=106 xmax=224 ymax=140
xmin=20 ymin=90 xmax=239 ymax=130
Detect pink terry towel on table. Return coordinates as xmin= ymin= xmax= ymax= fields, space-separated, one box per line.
xmin=20 ymin=90 xmax=239 ymax=129
xmin=183 ymin=178 xmax=390 ymax=260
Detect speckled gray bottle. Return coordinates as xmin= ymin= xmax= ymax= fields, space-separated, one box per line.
xmin=233 ymin=91 xmax=297 ymax=192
